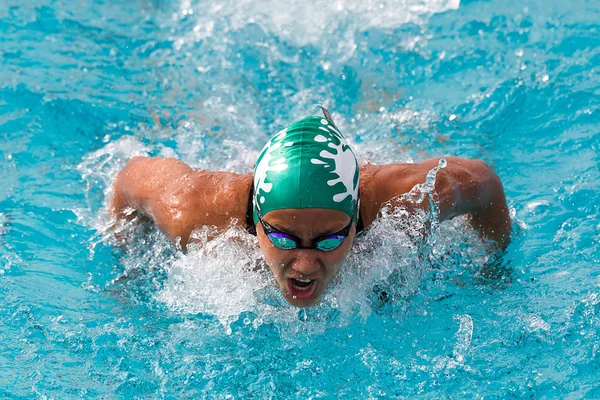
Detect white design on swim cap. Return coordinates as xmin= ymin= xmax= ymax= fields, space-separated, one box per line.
xmin=311 ymin=158 xmax=328 ymax=165
xmin=314 ymin=134 xmax=328 ymax=143
xmin=326 ymin=124 xmax=344 ymax=140
xmin=319 ymin=124 xmax=343 ymax=140
xmin=273 ymin=128 xmax=286 ymax=139
xmin=316 ymin=136 xmax=359 ymax=203
xmin=254 ymin=129 xmax=290 ymax=212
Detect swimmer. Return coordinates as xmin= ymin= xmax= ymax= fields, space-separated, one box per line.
xmin=111 ymin=109 xmax=511 ymax=307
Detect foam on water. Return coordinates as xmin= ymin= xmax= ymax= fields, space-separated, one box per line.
xmin=78 ymin=124 xmax=472 ymax=339
xmin=0 ymin=213 xmax=8 ymax=236
xmin=6 ymin=0 xmax=599 ymax=395
xmin=171 ymin=0 xmax=460 ymax=58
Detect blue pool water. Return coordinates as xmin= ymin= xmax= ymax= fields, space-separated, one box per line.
xmin=1 ymin=0 xmax=599 ymax=397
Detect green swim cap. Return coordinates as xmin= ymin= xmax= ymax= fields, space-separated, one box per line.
xmin=253 ymin=115 xmax=360 ymax=224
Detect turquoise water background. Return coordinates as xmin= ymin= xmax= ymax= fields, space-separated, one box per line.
xmin=1 ymin=0 xmax=599 ymax=397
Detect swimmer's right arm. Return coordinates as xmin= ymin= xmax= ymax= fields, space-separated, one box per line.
xmin=111 ymin=157 xmax=252 ymax=248
xmin=111 ymin=157 xmax=197 ymax=244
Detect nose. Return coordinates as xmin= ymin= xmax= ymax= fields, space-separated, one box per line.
xmin=290 ymin=251 xmax=322 ymax=277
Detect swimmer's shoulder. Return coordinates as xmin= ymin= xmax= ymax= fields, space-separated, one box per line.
xmin=187 ymin=170 xmax=252 ymax=219
xmin=120 ymin=157 xmax=252 ymax=245
xmin=358 ymin=162 xmax=431 ymax=227
xmin=163 ymin=166 xmax=253 ymax=235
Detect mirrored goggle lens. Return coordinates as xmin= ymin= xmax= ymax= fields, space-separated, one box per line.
xmin=267 ymin=233 xmax=297 ymax=250
xmin=315 ymin=236 xmax=346 ymax=252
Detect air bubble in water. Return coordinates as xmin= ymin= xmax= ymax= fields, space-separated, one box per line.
xmin=0 ymin=213 xmax=9 ymax=236
xmin=298 ymin=309 xmax=307 ymax=321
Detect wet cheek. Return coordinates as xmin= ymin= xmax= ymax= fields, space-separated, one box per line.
xmin=326 ymin=243 xmax=352 ymax=264
xmin=320 ymin=249 xmax=350 ymax=277
xmin=259 ymin=245 xmax=290 ymax=276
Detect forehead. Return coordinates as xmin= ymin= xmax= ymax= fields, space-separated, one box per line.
xmin=262 ymin=208 xmax=350 ymax=235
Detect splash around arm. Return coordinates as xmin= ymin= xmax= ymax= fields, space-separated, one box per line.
xmin=111 ymin=157 xmax=252 ymax=249
xmin=361 ymin=157 xmax=512 ymax=249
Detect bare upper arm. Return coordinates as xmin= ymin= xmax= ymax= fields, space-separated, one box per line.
xmin=360 ymin=157 xmax=507 ymax=230
xmin=111 ymin=157 xmax=253 ymax=248
xmin=359 ymin=157 xmax=480 ymax=227
xmin=113 ymin=157 xmax=191 ymax=207
xmin=111 ymin=157 xmax=195 ymax=228
xmin=358 ymin=163 xmax=432 ymax=227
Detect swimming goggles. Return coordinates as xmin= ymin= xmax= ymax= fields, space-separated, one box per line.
xmin=258 ymin=214 xmax=353 ymax=252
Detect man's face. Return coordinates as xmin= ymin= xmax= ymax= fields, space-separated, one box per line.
xmin=256 ymin=208 xmax=355 ymax=307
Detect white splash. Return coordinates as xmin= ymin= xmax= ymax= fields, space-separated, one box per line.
xmin=452 ymin=314 xmax=473 ymax=363
xmin=78 ymin=132 xmax=480 ymax=340
xmin=174 ymin=0 xmax=461 ymax=62
xmin=157 ymin=225 xmax=271 ymax=329
xmin=0 ymin=213 xmax=8 ymax=236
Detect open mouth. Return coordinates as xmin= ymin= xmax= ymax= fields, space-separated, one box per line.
xmin=286 ymin=278 xmax=319 ymax=300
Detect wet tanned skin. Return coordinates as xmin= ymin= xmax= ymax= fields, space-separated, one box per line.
xmin=256 ymin=208 xmax=355 ymax=307
xmin=111 ymin=156 xmax=511 ymax=306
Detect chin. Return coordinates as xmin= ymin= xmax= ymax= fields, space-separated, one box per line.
xmin=285 ymin=295 xmax=320 ymax=308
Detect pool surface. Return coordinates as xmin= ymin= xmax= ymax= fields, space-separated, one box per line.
xmin=1 ymin=0 xmax=599 ymax=397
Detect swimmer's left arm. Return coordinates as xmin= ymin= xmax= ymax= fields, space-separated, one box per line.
xmin=364 ymin=157 xmax=512 ymax=249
